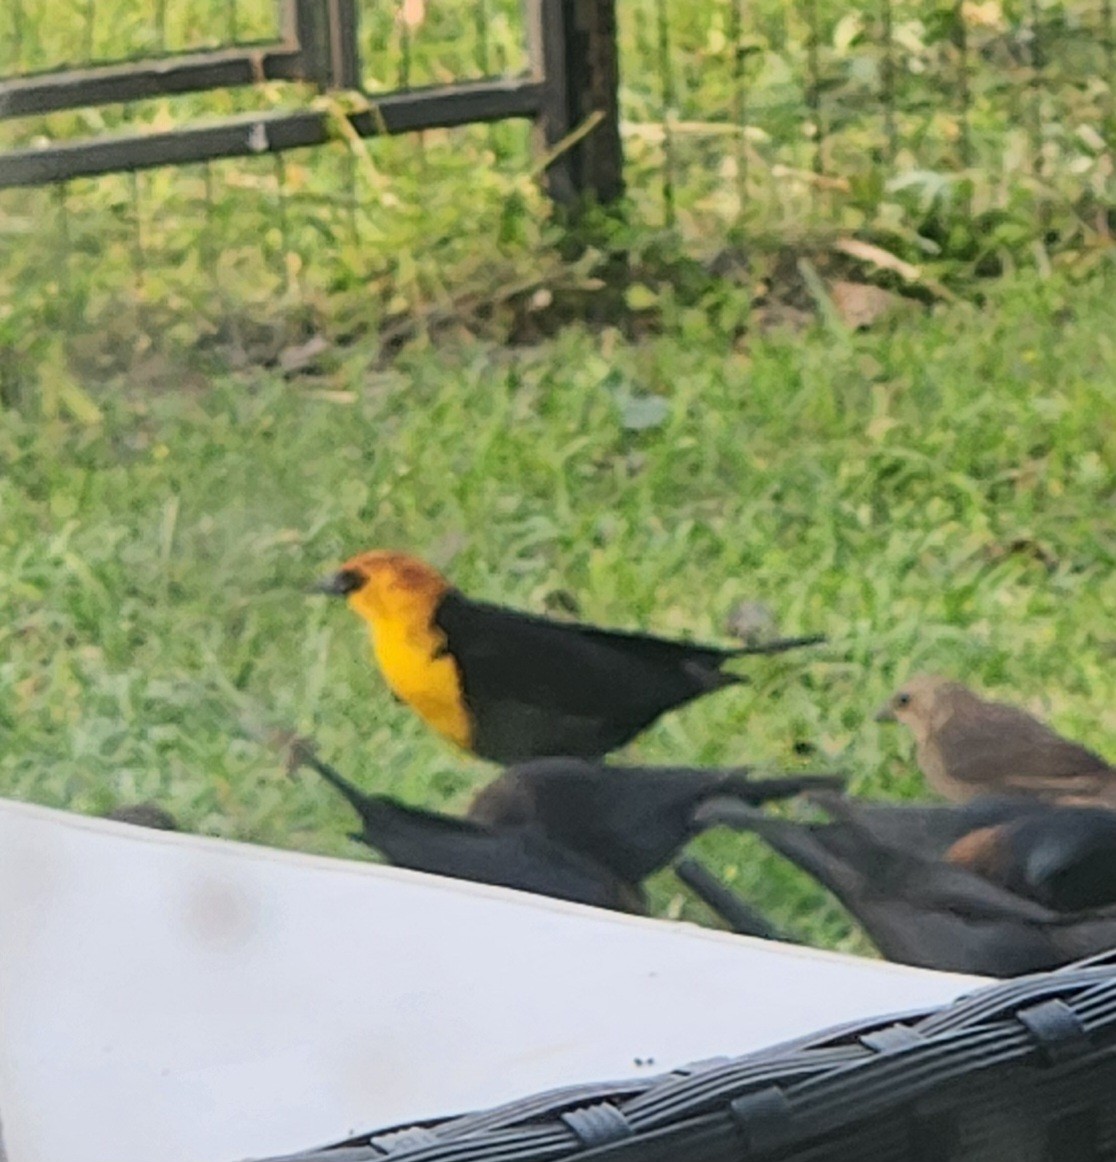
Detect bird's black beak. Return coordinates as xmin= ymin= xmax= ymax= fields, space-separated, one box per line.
xmin=874 ymin=702 xmax=896 ymax=723
xmin=309 ymin=568 xmax=364 ymax=597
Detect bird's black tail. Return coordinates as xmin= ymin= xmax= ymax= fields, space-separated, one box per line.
xmin=674 ymin=859 xmax=787 ymax=940
xmin=714 ymin=771 xmax=846 ymax=805
xmin=286 ymin=739 xmax=373 ymax=815
xmin=726 ymin=633 xmax=827 ymax=658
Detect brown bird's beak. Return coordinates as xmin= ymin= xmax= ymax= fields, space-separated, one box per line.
xmin=874 ymin=702 xmax=896 ymax=723
xmin=308 ymin=569 xmax=363 ymax=597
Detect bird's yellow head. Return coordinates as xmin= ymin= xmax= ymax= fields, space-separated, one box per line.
xmin=875 ymin=673 xmax=962 ymax=737
xmin=313 ymin=550 xmax=451 ymax=630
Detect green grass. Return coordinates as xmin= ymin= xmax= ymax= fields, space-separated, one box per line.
xmin=2 ymin=0 xmax=1113 ymax=405
xmin=3 ymin=269 xmax=1114 ymax=951
xmin=1 ymin=0 xmax=1114 ymax=953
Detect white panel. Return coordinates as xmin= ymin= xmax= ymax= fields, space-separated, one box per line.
xmin=0 ymin=799 xmax=982 ymax=1162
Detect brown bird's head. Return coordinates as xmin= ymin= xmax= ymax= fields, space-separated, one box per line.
xmin=312 ymin=550 xmax=451 ymax=628
xmin=874 ymin=674 xmax=970 ymax=744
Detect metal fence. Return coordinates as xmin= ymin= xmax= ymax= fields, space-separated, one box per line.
xmin=0 ymin=0 xmax=621 ymax=201
xmin=0 ymin=0 xmax=1111 ymax=350
xmin=2 ymin=1 xmax=1112 ymax=221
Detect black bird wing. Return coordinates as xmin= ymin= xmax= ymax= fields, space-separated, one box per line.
xmin=1001 ymin=807 xmax=1116 ymax=912
xmin=477 ymin=759 xmax=844 ymax=883
xmin=297 ymin=746 xmax=641 ymax=912
xmin=695 ymin=792 xmax=1041 ymax=863
xmin=353 ymin=796 xmax=641 ymax=911
xmin=746 ymin=812 xmax=1083 ymax=975
xmin=802 ymin=792 xmax=1050 ymax=860
xmin=435 ymin=592 xmax=755 ymax=762
xmin=812 ymin=795 xmax=1116 ymax=915
xmin=700 ymin=798 xmax=1116 ymax=975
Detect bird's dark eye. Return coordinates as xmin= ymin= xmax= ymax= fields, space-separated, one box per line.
xmin=895 ymin=692 xmax=911 ymax=707
xmin=313 ymin=568 xmax=365 ymax=597
xmin=335 ymin=569 xmax=365 ymax=594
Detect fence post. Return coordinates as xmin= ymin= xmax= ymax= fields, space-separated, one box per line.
xmin=287 ymin=0 xmax=361 ymax=90
xmin=526 ymin=0 xmax=624 ymax=207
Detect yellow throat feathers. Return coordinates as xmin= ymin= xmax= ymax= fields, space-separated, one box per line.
xmin=344 ymin=554 xmax=473 ymax=751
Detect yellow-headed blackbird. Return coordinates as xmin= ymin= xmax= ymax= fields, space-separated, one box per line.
xmin=314 ymin=550 xmax=825 ymax=762
xmin=944 ymin=805 xmax=1116 ymax=913
xmin=697 ymin=792 xmax=1116 ymax=975
xmin=291 ymin=744 xmax=643 ymax=913
xmin=468 ymin=757 xmax=844 ymax=884
xmin=876 ymin=674 xmax=1114 ymax=805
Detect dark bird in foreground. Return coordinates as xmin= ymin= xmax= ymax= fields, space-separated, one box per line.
xmin=103 ymin=803 xmax=180 ymax=831
xmin=876 ymin=674 xmax=1115 ymax=805
xmin=286 ymin=741 xmax=644 ymax=913
xmin=313 ymin=550 xmax=825 ymax=763
xmin=696 ymin=792 xmax=1116 ymax=976
xmin=468 ymin=757 xmax=845 ymax=884
xmin=943 ymin=805 xmax=1116 ymax=913
xmin=673 ymin=858 xmax=787 ymax=941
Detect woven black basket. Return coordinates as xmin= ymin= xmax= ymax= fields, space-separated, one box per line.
xmin=263 ymin=949 xmax=1116 ymax=1162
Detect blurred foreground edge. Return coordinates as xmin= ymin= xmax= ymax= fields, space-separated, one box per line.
xmin=0 ymin=796 xmax=984 ymax=1162
xmin=268 ymin=949 xmax=1116 ymax=1162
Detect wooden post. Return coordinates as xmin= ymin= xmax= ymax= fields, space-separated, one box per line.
xmin=526 ymin=0 xmax=624 ymax=207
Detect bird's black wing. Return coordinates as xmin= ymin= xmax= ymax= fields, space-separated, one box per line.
xmin=294 ymin=740 xmax=642 ymax=911
xmin=354 ymin=796 xmax=640 ymax=912
xmin=434 ymin=592 xmax=743 ymax=761
xmin=805 ymin=793 xmax=1048 ymax=861
xmin=488 ymin=760 xmax=842 ymax=882
xmin=1008 ymin=807 xmax=1116 ymax=912
xmin=482 ymin=760 xmax=722 ymax=880
xmin=741 ymin=812 xmax=1076 ymax=974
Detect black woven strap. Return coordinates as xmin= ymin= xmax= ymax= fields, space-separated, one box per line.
xmin=369 ymin=1127 xmax=441 ymax=1154
xmin=730 ymin=1086 xmax=794 ymax=1154
xmin=559 ymin=1103 xmax=634 ymax=1148
xmin=859 ymin=1024 xmax=925 ymax=1053
xmin=1015 ymin=999 xmax=1090 ymax=1065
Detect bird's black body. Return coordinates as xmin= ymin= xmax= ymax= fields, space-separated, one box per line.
xmin=699 ymin=794 xmax=1116 ymax=976
xmin=760 ymin=794 xmax=1048 ymax=859
xmin=304 ymin=750 xmax=643 ymax=913
xmin=103 ymin=803 xmax=180 ymax=831
xmin=434 ymin=590 xmax=824 ymax=763
xmin=959 ymin=806 xmax=1116 ymax=913
xmin=469 ymin=757 xmax=844 ymax=883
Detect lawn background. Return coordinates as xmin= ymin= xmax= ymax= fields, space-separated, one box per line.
xmin=1 ymin=0 xmax=1114 ymax=950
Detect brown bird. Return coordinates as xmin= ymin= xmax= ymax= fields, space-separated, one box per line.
xmin=875 ymin=674 xmax=1115 ymax=805
xmin=314 ymin=549 xmax=824 ymax=763
xmin=697 ymin=792 xmax=1116 ymax=976
xmin=468 ymin=758 xmax=844 ymax=885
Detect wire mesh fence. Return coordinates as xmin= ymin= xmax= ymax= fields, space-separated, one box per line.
xmin=618 ymin=0 xmax=1114 ymax=249
xmin=0 ymin=0 xmax=280 ymax=72
xmin=0 ymin=0 xmax=1112 ymax=402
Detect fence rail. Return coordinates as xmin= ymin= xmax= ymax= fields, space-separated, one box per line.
xmin=0 ymin=0 xmax=1110 ymax=327
xmin=0 ymin=0 xmax=623 ymax=202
